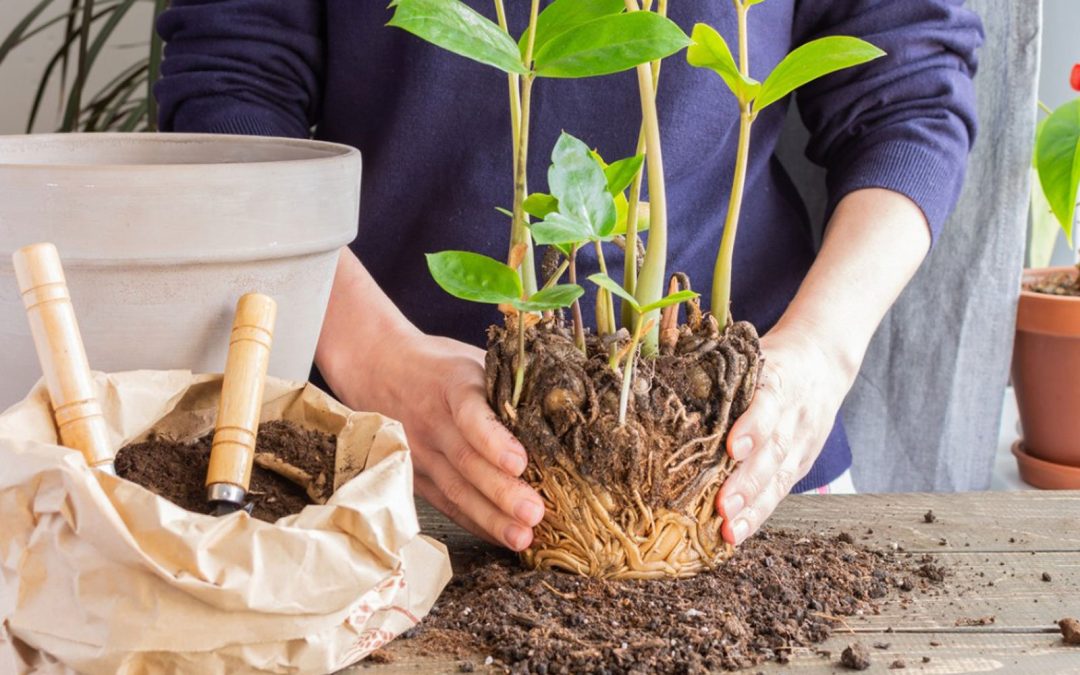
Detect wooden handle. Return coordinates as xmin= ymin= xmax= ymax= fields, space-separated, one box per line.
xmin=13 ymin=243 xmax=114 ymax=470
xmin=206 ymin=293 xmax=277 ymax=492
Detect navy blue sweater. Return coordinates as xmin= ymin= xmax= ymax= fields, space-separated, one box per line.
xmin=155 ymin=0 xmax=981 ymax=491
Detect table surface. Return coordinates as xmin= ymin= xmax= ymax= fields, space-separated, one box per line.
xmin=351 ymin=491 xmax=1080 ymax=674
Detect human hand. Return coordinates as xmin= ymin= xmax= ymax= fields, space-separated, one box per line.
xmin=330 ymin=331 xmax=545 ymax=551
xmin=716 ymin=324 xmax=855 ymax=546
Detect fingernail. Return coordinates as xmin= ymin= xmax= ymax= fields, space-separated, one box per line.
xmin=500 ymin=451 xmax=527 ymax=476
xmin=722 ymin=494 xmax=745 ymax=519
xmin=730 ymin=436 xmax=753 ymax=461
xmin=514 ymin=500 xmax=544 ymax=527
xmin=732 ymin=519 xmax=749 ymax=544
xmin=504 ymin=523 xmax=531 ymax=551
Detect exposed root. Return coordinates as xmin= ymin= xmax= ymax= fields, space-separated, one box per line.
xmin=487 ymin=311 xmax=761 ymax=579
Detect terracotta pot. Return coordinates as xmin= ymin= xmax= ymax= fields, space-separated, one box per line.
xmin=1012 ymin=267 xmax=1080 ymax=476
xmin=0 ymin=133 xmax=361 ymax=410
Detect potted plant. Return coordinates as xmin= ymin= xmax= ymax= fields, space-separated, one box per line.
xmin=389 ymin=0 xmax=882 ymax=577
xmin=1011 ymin=63 xmax=1080 ymax=488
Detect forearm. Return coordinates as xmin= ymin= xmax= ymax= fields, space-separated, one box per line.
xmin=315 ymin=248 xmax=423 ymax=411
xmin=771 ymin=188 xmax=931 ymax=384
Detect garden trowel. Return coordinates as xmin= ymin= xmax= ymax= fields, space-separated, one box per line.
xmin=13 ymin=243 xmax=115 ymax=474
xmin=205 ymin=292 xmax=277 ymax=516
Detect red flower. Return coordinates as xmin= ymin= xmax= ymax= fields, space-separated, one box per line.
xmin=1072 ymin=63 xmax=1080 ymax=92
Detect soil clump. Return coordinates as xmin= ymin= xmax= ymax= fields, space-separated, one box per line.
xmin=1026 ymin=267 xmax=1080 ymax=297
xmin=840 ymin=642 xmax=871 ymax=670
xmin=411 ymin=529 xmax=944 ymax=673
xmin=115 ymin=420 xmax=337 ymax=522
xmin=1060 ymin=618 xmax=1080 ymax=645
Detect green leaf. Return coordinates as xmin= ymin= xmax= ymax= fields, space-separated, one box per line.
xmin=515 ymin=284 xmax=585 ymax=312
xmin=588 ymin=273 xmax=639 ymax=311
xmin=1036 ymin=99 xmax=1080 ymax=240
xmin=530 ymin=213 xmax=593 ymax=246
xmin=640 ymin=290 xmax=699 ymax=315
xmin=426 ymin=251 xmax=522 ymax=304
xmin=520 ymin=0 xmax=624 ymax=58
xmin=534 ymin=12 xmax=690 ymax=79
xmin=755 ymin=36 xmax=885 ymax=111
xmin=604 ymin=154 xmax=645 ymax=195
xmin=1029 ymin=167 xmax=1063 ymax=267
xmin=609 ymin=192 xmax=630 ymax=235
xmin=523 ymin=192 xmax=559 ymax=219
xmin=743 ymin=0 xmax=768 ymax=6
xmin=388 ymin=0 xmax=528 ymax=75
xmin=548 ymin=132 xmax=617 ymax=238
xmin=686 ymin=23 xmax=760 ymax=105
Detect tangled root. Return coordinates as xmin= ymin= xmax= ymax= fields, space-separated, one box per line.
xmin=487 ymin=306 xmax=761 ymax=579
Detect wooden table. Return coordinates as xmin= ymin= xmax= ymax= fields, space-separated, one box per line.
xmin=352 ymin=492 xmax=1080 ymax=674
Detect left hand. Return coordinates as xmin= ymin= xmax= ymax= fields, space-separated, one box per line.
xmin=716 ymin=323 xmax=855 ymax=545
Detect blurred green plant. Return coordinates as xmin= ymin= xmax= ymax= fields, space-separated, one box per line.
xmin=0 ymin=0 xmax=168 ymax=133
xmin=1029 ymin=65 xmax=1080 ymax=268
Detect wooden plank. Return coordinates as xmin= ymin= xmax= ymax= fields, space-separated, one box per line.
xmin=416 ymin=491 xmax=1080 ymax=557
xmin=351 ymin=632 xmax=1080 ymax=674
xmin=347 ymin=493 xmax=1080 ymax=674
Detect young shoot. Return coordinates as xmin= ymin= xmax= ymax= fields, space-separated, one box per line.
xmin=391 ymin=0 xmax=689 ymax=296
xmin=426 ymin=250 xmax=584 ymax=406
xmin=589 ymin=273 xmax=697 ymax=426
xmin=686 ymin=1 xmax=884 ymax=326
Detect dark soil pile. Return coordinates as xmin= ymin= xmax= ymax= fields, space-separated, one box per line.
xmin=115 ymin=420 xmax=337 ymax=522
xmin=1026 ymin=266 xmax=1080 ymax=297
xmin=411 ymin=529 xmax=944 ymax=674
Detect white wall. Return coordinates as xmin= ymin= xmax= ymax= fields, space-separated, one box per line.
xmin=0 ymin=0 xmax=154 ymax=134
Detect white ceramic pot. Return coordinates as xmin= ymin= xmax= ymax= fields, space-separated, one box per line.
xmin=0 ymin=133 xmax=361 ymax=410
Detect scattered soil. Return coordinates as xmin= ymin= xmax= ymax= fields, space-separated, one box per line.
xmin=923 ymin=510 xmax=936 ymax=523
xmin=889 ymin=659 xmax=906 ymax=669
xmin=410 ymin=529 xmax=945 ymax=674
xmin=954 ymin=615 xmax=995 ymax=627
xmin=1060 ymin=618 xmax=1080 ymax=645
xmin=115 ymin=420 xmax=337 ymax=522
xmin=840 ymin=642 xmax=871 ymax=670
xmin=1026 ymin=267 xmax=1080 ymax=297
xmin=1042 ymin=572 xmax=1053 ymax=582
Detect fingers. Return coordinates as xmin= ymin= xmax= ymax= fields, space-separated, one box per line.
xmin=720 ymin=442 xmax=802 ymax=546
xmin=726 ymin=367 xmax=783 ymax=462
xmin=449 ymin=384 xmax=529 ymax=476
xmin=412 ymin=447 xmax=535 ymax=548
xmin=413 ymin=473 xmax=497 ymax=546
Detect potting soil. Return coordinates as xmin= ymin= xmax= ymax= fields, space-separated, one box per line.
xmin=409 ymin=529 xmax=945 ymax=674
xmin=115 ymin=420 xmax=337 ymax=522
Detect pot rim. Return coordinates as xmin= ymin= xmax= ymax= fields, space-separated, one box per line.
xmin=0 ymin=132 xmax=360 ymax=171
xmin=1017 ymin=267 xmax=1080 ymax=336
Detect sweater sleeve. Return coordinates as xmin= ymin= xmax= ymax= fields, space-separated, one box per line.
xmin=791 ymin=0 xmax=982 ymax=242
xmin=154 ymin=0 xmax=324 ymax=138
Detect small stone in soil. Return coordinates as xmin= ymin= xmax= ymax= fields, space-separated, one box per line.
xmin=922 ymin=656 xmax=932 ymax=663
xmin=840 ymin=642 xmax=871 ymax=670
xmin=1042 ymin=572 xmax=1053 ymax=582
xmin=924 ymin=510 xmax=936 ymax=523
xmin=458 ymin=661 xmax=475 ymax=673
xmin=873 ymin=642 xmax=891 ymax=650
xmin=1060 ymin=618 xmax=1080 ymax=645
xmin=890 ymin=659 xmax=907 ymax=669
xmin=366 ymin=649 xmax=393 ymax=664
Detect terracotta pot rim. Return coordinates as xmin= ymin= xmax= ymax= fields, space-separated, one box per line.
xmin=1011 ymin=441 xmax=1080 ymax=490
xmin=1017 ymin=267 xmax=1080 ymax=336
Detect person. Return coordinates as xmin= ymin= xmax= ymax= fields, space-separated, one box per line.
xmin=155 ymin=1 xmax=981 ymax=551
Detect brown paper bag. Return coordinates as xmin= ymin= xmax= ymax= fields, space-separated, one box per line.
xmin=0 ymin=371 xmax=451 ymax=675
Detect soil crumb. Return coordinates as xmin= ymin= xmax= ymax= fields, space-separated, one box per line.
xmin=1027 ymin=268 xmax=1080 ymax=297
xmin=954 ymin=615 xmax=995 ymax=627
xmin=115 ymin=420 xmax=337 ymax=522
xmin=840 ymin=642 xmax=871 ymax=670
xmin=411 ymin=529 xmax=943 ymax=673
xmin=1060 ymin=618 xmax=1080 ymax=645
xmin=923 ymin=510 xmax=936 ymax=523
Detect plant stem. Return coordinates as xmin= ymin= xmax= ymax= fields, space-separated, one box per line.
xmin=509 ymin=0 xmax=540 ymax=296
xmin=618 ymin=318 xmax=645 ymax=426
xmin=493 ymin=0 xmax=522 ymax=158
xmin=710 ymin=0 xmax=753 ymax=328
xmin=568 ymin=246 xmax=586 ymax=353
xmin=625 ymin=0 xmax=668 ymax=357
xmin=1037 ymin=100 xmax=1053 ymax=117
xmin=541 ymin=258 xmax=570 ymax=289
xmin=512 ymin=313 xmax=526 ymax=407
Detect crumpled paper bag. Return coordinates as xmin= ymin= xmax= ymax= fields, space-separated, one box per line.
xmin=0 ymin=371 xmax=452 ymax=674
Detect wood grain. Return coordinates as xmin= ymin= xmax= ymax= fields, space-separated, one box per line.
xmin=345 ymin=491 xmax=1080 ymax=674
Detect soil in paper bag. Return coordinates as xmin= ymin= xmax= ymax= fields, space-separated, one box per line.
xmin=115 ymin=420 xmax=337 ymax=522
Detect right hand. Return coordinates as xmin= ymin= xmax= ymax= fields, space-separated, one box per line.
xmin=326 ymin=330 xmax=545 ymax=551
